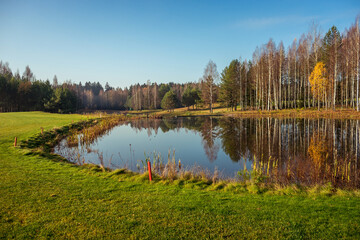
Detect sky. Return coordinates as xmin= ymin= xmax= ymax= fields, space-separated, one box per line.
xmin=0 ymin=0 xmax=359 ymax=89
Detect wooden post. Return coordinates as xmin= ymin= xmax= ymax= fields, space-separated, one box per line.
xmin=14 ymin=137 xmax=17 ymax=147
xmin=147 ymin=161 xmax=152 ymax=181
xmin=41 ymin=127 xmax=43 ymax=135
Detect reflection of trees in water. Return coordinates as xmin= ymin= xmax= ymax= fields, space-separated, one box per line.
xmin=242 ymin=118 xmax=359 ymax=187
xmin=200 ymin=117 xmax=219 ymax=162
xmin=127 ymin=118 xmax=162 ymax=136
xmin=127 ymin=117 xmax=205 ymax=135
xmin=123 ymin=117 xmax=360 ymax=186
xmin=125 ymin=117 xmax=221 ymax=162
xmin=218 ymin=118 xmax=242 ymax=162
xmin=125 ymin=117 xmax=360 ymax=166
xmin=308 ymin=132 xmax=328 ymax=182
xmin=219 ymin=117 xmax=284 ymax=164
xmin=159 ymin=119 xmax=177 ymax=133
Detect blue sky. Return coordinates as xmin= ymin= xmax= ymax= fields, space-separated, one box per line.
xmin=0 ymin=0 xmax=359 ymax=88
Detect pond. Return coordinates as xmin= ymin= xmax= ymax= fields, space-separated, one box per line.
xmin=55 ymin=116 xmax=360 ymax=187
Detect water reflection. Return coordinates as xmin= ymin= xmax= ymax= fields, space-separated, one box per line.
xmin=126 ymin=117 xmax=360 ymax=187
xmin=56 ymin=117 xmax=360 ymax=187
xmin=125 ymin=117 xmax=359 ymax=162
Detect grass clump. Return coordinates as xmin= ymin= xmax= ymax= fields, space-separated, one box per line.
xmin=108 ymin=168 xmax=127 ymax=176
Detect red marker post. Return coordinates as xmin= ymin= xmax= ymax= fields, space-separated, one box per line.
xmin=147 ymin=161 xmax=152 ymax=181
xmin=14 ymin=137 xmax=17 ymax=147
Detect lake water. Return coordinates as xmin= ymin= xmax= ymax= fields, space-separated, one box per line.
xmin=55 ymin=116 xmax=360 ymax=187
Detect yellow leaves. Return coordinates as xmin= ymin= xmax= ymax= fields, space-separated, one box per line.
xmin=309 ymin=62 xmax=328 ymax=100
xmin=308 ymin=133 xmax=327 ymax=169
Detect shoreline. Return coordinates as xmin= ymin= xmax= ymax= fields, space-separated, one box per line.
xmin=21 ymin=112 xmax=360 ymax=194
xmin=114 ymin=106 xmax=360 ymax=120
xmin=1 ymin=112 xmax=360 ymax=239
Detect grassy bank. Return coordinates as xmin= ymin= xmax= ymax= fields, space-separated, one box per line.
xmin=1 ymin=112 xmax=360 ymax=239
xmin=137 ymin=104 xmax=360 ymax=119
xmin=79 ymin=105 xmax=360 ymax=119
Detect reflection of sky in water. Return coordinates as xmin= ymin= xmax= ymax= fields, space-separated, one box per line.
xmin=55 ymin=117 xmax=360 ymax=183
xmin=56 ymin=121 xmax=246 ymax=178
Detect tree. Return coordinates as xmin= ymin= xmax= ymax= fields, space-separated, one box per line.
xmin=266 ymin=39 xmax=275 ymax=110
xmin=309 ymin=62 xmax=328 ymax=110
xmin=182 ymin=87 xmax=195 ymax=109
xmin=161 ymin=90 xmax=178 ymax=112
xmin=219 ymin=60 xmax=239 ymax=110
xmin=18 ymin=80 xmax=32 ymax=110
xmin=105 ymin=82 xmax=113 ymax=92
xmin=45 ymin=87 xmax=77 ymax=113
xmin=0 ymin=61 xmax=12 ymax=77
xmin=153 ymin=82 xmax=158 ymax=109
xmin=53 ymin=75 xmax=58 ymax=88
xmin=158 ymin=84 xmax=170 ymax=101
xmin=277 ymin=42 xmax=285 ymax=109
xmin=322 ymin=26 xmax=341 ymax=110
xmin=201 ymin=60 xmax=219 ymax=113
xmin=353 ymin=17 xmax=360 ymax=111
xmin=30 ymin=80 xmax=53 ymax=110
xmin=191 ymin=87 xmax=201 ymax=109
xmin=124 ymin=96 xmax=132 ymax=110
xmin=146 ymin=79 xmax=151 ymax=109
xmin=22 ymin=65 xmax=34 ymax=81
xmin=181 ymin=86 xmax=201 ymax=109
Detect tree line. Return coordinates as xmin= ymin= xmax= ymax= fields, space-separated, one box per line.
xmin=0 ymin=63 xmax=202 ymax=113
xmin=0 ymin=17 xmax=359 ymax=113
xmin=217 ymin=17 xmax=360 ymax=111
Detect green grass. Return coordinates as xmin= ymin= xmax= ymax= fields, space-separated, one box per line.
xmin=1 ymin=112 xmax=360 ymax=239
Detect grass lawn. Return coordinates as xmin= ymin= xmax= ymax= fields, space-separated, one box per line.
xmin=1 ymin=112 xmax=360 ymax=239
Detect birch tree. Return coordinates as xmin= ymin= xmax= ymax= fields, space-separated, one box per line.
xmin=201 ymin=60 xmax=219 ymax=113
xmin=309 ymin=62 xmax=328 ymax=110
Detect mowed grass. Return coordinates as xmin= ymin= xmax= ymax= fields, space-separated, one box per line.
xmin=0 ymin=112 xmax=360 ymax=239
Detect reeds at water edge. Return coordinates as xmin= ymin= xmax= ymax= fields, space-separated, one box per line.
xmin=45 ymin=114 xmax=360 ymax=191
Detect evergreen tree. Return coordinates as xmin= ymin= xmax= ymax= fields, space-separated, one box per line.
xmin=161 ymin=90 xmax=178 ymax=112
xmin=45 ymin=87 xmax=77 ymax=113
xmin=182 ymin=87 xmax=195 ymax=109
xmin=219 ymin=60 xmax=240 ymax=110
xmin=158 ymin=84 xmax=170 ymax=101
xmin=191 ymin=88 xmax=201 ymax=109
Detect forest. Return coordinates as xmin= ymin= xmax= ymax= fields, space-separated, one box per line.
xmin=0 ymin=17 xmax=359 ymax=113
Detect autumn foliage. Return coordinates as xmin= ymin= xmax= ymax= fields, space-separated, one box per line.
xmin=308 ymin=133 xmax=328 ymax=170
xmin=309 ymin=62 xmax=328 ymax=100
